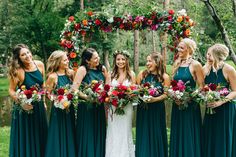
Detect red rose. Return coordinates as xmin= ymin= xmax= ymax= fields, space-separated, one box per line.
xmin=95 ymin=19 xmax=102 ymax=26
xmin=202 ymin=86 xmax=210 ymax=92
xmin=119 ymin=23 xmax=125 ymax=29
xmin=167 ymin=15 xmax=173 ymax=21
xmin=24 ymin=90 xmax=32 ymax=99
xmin=58 ymin=95 xmax=64 ymax=102
xmin=171 ymin=80 xmax=178 ymax=87
xmin=168 ymin=10 xmax=175 ymax=15
xmin=111 ymin=99 xmax=118 ymax=107
xmin=118 ymin=92 xmax=125 ymax=99
xmin=173 ymin=86 xmax=179 ymax=91
xmin=209 ymin=83 xmax=217 ymax=91
xmin=112 ymin=90 xmax=119 ymax=96
xmin=147 ymin=19 xmax=153 ymax=25
xmin=29 ymin=87 xmax=37 ymax=91
xmin=74 ymin=23 xmax=81 ymax=31
xmin=65 ymin=42 xmax=73 ymax=49
xmin=67 ymin=93 xmax=73 ymax=100
xmin=69 ymin=16 xmax=74 ymax=22
xmin=57 ymin=88 xmax=65 ymax=95
xmin=104 ymin=84 xmax=110 ymax=92
xmin=80 ymin=30 xmax=86 ymax=36
xmin=92 ymin=83 xmax=101 ymax=92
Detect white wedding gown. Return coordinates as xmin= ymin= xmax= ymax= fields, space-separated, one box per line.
xmin=105 ymin=79 xmax=135 ymax=157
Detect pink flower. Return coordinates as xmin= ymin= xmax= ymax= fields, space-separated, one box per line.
xmin=219 ymin=88 xmax=230 ymax=96
xmin=148 ymin=88 xmax=157 ymax=96
xmin=177 ymin=80 xmax=186 ymax=92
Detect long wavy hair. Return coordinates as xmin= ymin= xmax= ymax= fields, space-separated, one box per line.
xmin=8 ymin=44 xmax=30 ymax=82
xmin=142 ymin=52 xmax=165 ymax=82
xmin=206 ymin=43 xmax=229 ymax=73
xmin=80 ymin=48 xmax=103 ymax=71
xmin=172 ymin=38 xmax=197 ymax=76
xmin=111 ymin=51 xmax=132 ymax=81
xmin=46 ymin=50 xmax=73 ymax=79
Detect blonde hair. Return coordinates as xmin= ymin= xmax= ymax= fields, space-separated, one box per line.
xmin=207 ymin=43 xmax=229 ymax=71
xmin=47 ymin=50 xmax=72 ymax=79
xmin=8 ymin=44 xmax=31 ymax=82
xmin=142 ymin=52 xmax=165 ymax=82
xmin=172 ymin=38 xmax=197 ymax=76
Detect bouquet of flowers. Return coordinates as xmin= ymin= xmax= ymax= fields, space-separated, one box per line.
xmin=50 ymin=85 xmax=78 ymax=111
xmin=167 ymin=80 xmax=192 ymax=110
xmin=16 ymin=84 xmax=44 ymax=113
xmin=109 ymin=83 xmax=139 ymax=115
xmin=191 ymin=83 xmax=230 ymax=114
xmin=139 ymin=82 xmax=163 ymax=102
xmin=79 ymin=80 xmax=109 ymax=106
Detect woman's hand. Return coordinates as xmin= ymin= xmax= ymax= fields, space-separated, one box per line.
xmin=207 ymin=100 xmax=225 ymax=108
xmin=21 ymin=103 xmax=33 ymax=111
xmin=144 ymin=97 xmax=160 ymax=103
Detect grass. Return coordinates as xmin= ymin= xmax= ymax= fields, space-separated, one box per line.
xmin=0 ymin=77 xmax=9 ymax=97
xmin=0 ymin=127 xmax=10 ymax=157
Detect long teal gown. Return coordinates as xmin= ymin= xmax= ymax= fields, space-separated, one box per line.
xmin=9 ymin=68 xmax=48 ymax=157
xmin=169 ymin=66 xmax=202 ymax=157
xmin=136 ymin=74 xmax=168 ymax=157
xmin=76 ymin=69 xmax=106 ymax=157
xmin=202 ymin=67 xmax=236 ymax=157
xmin=45 ymin=75 xmax=76 ymax=157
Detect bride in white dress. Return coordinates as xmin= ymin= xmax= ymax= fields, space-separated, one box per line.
xmin=105 ymin=50 xmax=136 ymax=157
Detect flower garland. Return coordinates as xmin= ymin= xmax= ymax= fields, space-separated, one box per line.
xmin=60 ymin=9 xmax=195 ymax=69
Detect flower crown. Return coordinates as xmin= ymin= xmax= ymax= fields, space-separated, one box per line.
xmin=113 ymin=50 xmax=131 ymax=58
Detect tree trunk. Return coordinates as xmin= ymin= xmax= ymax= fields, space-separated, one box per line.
xmin=80 ymin=0 xmax=84 ymax=10
xmin=203 ymin=0 xmax=236 ymax=64
xmin=232 ymin=0 xmax=236 ymax=16
xmin=134 ymin=30 xmax=139 ymax=73
xmin=103 ymin=50 xmax=110 ymax=71
xmin=160 ymin=0 xmax=170 ymax=72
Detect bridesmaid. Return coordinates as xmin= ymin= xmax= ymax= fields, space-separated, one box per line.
xmin=45 ymin=50 xmax=76 ymax=157
xmin=169 ymin=38 xmax=204 ymax=157
xmin=136 ymin=52 xmax=170 ymax=157
xmin=8 ymin=44 xmax=48 ymax=157
xmin=202 ymin=44 xmax=236 ymax=157
xmin=73 ymin=48 xmax=109 ymax=157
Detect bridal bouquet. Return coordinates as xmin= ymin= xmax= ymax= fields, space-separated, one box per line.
xmin=16 ymin=84 xmax=44 ymax=113
xmin=139 ymin=82 xmax=163 ymax=102
xmin=50 ymin=85 xmax=78 ymax=111
xmin=167 ymin=80 xmax=192 ymax=110
xmin=109 ymin=83 xmax=139 ymax=115
xmin=191 ymin=83 xmax=230 ymax=114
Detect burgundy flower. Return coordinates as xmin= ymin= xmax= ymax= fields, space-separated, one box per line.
xmin=104 ymin=84 xmax=110 ymax=92
xmin=58 ymin=95 xmax=64 ymax=101
xmin=24 ymin=90 xmax=32 ymax=99
xmin=74 ymin=23 xmax=81 ymax=31
xmin=92 ymin=83 xmax=100 ymax=92
xmin=143 ymin=82 xmax=151 ymax=88
xmin=209 ymin=83 xmax=217 ymax=91
xmin=171 ymin=80 xmax=178 ymax=87
xmin=57 ymin=88 xmax=65 ymax=95
xmin=29 ymin=86 xmax=37 ymax=91
xmin=67 ymin=93 xmax=73 ymax=100
xmin=118 ymin=92 xmax=125 ymax=99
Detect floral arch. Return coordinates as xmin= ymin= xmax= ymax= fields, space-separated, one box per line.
xmin=60 ymin=9 xmax=194 ymax=70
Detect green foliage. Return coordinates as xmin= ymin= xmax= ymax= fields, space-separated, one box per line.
xmin=0 ymin=127 xmax=10 ymax=157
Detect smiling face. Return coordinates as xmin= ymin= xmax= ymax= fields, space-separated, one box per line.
xmin=177 ymin=41 xmax=189 ymax=59
xmin=19 ymin=48 xmax=33 ymax=64
xmin=115 ymin=54 xmax=127 ymax=69
xmin=87 ymin=51 xmax=100 ymax=68
xmin=59 ymin=53 xmax=69 ymax=70
xmin=146 ymin=55 xmax=157 ymax=73
xmin=206 ymin=49 xmax=214 ymax=65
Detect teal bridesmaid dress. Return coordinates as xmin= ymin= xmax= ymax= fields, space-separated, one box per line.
xmin=136 ymin=74 xmax=168 ymax=157
xmin=76 ymin=69 xmax=106 ymax=157
xmin=45 ymin=75 xmax=76 ymax=157
xmin=9 ymin=68 xmax=48 ymax=157
xmin=169 ymin=66 xmax=202 ymax=157
xmin=202 ymin=67 xmax=236 ymax=157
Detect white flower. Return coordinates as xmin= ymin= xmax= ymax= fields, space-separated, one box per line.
xmin=177 ymin=9 xmax=187 ymax=16
xmin=107 ymin=17 xmax=114 ymax=23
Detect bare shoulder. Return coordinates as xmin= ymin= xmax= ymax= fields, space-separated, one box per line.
xmin=163 ymin=73 xmax=170 ymax=80
xmin=223 ymin=63 xmax=236 ymax=73
xmin=34 ymin=60 xmax=44 ymax=67
xmin=191 ymin=60 xmax=203 ymax=68
xmin=47 ymin=73 xmax=57 ymax=81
